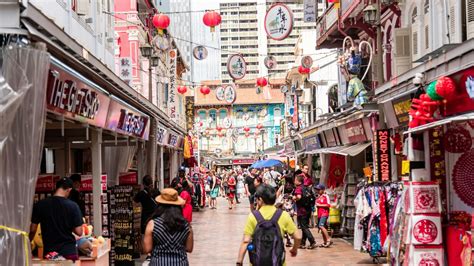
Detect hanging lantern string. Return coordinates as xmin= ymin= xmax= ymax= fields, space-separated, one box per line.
xmin=107 ymin=2 xmax=277 ymax=16
xmin=104 ymin=11 xmax=338 ymax=59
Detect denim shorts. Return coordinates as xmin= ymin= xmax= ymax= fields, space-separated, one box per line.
xmin=318 ymin=216 xmax=328 ymax=228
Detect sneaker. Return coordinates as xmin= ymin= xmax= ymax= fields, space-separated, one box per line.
xmin=286 ymin=242 xmax=293 ymax=247
xmin=298 ymin=245 xmax=306 ymax=249
xmin=307 ymin=243 xmax=318 ymax=250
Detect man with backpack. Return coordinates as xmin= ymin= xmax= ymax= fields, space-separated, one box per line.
xmin=237 ymin=184 xmax=301 ymax=266
xmin=293 ymin=174 xmax=317 ymax=249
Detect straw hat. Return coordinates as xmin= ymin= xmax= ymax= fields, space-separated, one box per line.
xmin=155 ymin=188 xmax=185 ymax=206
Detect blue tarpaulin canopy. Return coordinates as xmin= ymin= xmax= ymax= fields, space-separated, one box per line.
xmin=250 ymin=159 xmax=283 ymax=169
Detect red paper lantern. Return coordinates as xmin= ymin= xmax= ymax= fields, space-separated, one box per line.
xmin=243 ymin=127 xmax=250 ymax=132
xmin=298 ymin=66 xmax=311 ymax=75
xmin=256 ymin=123 xmax=263 ymax=129
xmin=245 ymin=132 xmax=250 ymax=137
xmin=200 ymin=86 xmax=211 ymax=95
xmin=256 ymin=77 xmax=268 ymax=88
xmin=153 ymin=14 xmax=170 ymax=35
xmin=203 ymin=11 xmax=222 ymax=32
xmin=177 ymin=86 xmax=187 ymax=94
xmin=435 ymin=76 xmax=457 ymax=101
xmin=218 ymin=132 xmax=224 ymax=137
xmin=216 ymin=126 xmax=222 ymax=132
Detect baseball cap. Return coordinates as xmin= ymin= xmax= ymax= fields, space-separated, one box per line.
xmin=56 ymin=177 xmax=74 ymax=190
xmin=315 ymin=184 xmax=326 ymax=190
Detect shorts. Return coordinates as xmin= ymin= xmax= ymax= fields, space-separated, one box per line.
xmin=318 ymin=216 xmax=328 ymax=228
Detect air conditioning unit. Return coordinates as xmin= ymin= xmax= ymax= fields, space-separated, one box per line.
xmin=467 ymin=0 xmax=474 ymax=40
xmin=76 ymin=0 xmax=91 ymax=16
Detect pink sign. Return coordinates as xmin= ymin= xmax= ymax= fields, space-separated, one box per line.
xmin=106 ymin=100 xmax=150 ymax=140
xmin=46 ymin=64 xmax=110 ymax=128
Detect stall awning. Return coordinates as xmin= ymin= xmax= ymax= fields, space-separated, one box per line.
xmin=307 ymin=142 xmax=371 ymax=156
xmin=404 ymin=113 xmax=474 ymax=135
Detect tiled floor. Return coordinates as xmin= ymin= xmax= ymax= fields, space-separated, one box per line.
xmin=188 ymin=197 xmax=385 ymax=266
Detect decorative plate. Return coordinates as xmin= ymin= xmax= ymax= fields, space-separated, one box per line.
xmin=264 ymin=56 xmax=277 ymax=69
xmin=224 ymin=85 xmax=237 ymax=104
xmin=264 ymin=3 xmax=294 ymax=41
xmin=215 ymin=86 xmax=225 ymax=101
xmin=193 ymin=46 xmax=208 ymax=60
xmin=227 ymin=54 xmax=247 ymax=80
xmin=223 ymin=117 xmax=232 ymax=129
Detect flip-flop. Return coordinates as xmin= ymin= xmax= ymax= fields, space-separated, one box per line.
xmin=322 ymin=241 xmax=334 ymax=248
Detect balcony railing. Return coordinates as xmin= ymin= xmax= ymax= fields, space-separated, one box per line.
xmin=316 ymin=4 xmax=338 ymax=42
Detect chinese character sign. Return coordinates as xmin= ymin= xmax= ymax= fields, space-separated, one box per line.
xmin=265 ymin=4 xmax=294 ymax=40
xmin=168 ymin=50 xmax=177 ymax=121
xmin=119 ymin=57 xmax=132 ymax=84
xmin=227 ymin=54 xmax=247 ymax=80
xmin=185 ymin=96 xmax=194 ymax=131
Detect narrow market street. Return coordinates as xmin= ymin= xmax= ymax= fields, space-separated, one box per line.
xmin=189 ymin=198 xmax=382 ymax=266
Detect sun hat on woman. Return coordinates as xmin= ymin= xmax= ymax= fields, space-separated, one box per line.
xmin=156 ymin=188 xmax=185 ymax=206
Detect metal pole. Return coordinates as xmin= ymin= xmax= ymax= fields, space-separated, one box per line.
xmin=197 ymin=135 xmax=201 ymax=167
xmin=375 ymin=1 xmax=384 ymax=87
xmin=148 ymin=65 xmax=153 ymax=102
xmin=91 ymin=129 xmax=103 ymax=237
xmin=376 ymin=1 xmax=386 ymax=129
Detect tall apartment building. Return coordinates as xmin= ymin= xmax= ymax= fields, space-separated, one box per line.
xmin=157 ymin=0 xmax=221 ymax=83
xmin=219 ymin=0 xmax=316 ymax=84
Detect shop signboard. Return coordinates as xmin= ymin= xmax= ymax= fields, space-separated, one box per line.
xmin=80 ymin=174 xmax=107 ymax=191
xmin=46 ymin=64 xmax=110 ymax=128
xmin=303 ymin=0 xmax=317 ymax=22
xmin=283 ymin=141 xmax=295 ymax=155
xmin=156 ymin=126 xmax=167 ymax=145
xmin=168 ymin=133 xmax=179 ymax=148
xmin=324 ymin=129 xmax=337 ymax=147
xmin=303 ymin=135 xmax=321 ymax=152
xmin=345 ymin=119 xmax=367 ymax=144
xmin=119 ymin=172 xmax=138 ymax=185
xmin=376 ymin=129 xmax=391 ymax=181
xmin=168 ymin=49 xmax=178 ymax=121
xmin=232 ymin=159 xmax=255 ymax=165
xmin=106 ymin=100 xmax=150 ymax=140
xmin=185 ymin=96 xmax=195 ymax=131
xmin=392 ymin=95 xmax=412 ymax=126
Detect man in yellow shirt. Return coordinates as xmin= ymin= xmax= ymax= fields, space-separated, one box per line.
xmin=237 ymin=184 xmax=302 ymax=266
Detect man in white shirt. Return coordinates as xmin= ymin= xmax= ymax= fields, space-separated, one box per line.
xmin=264 ymin=167 xmax=281 ymax=188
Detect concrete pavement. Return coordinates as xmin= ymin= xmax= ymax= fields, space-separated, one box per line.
xmin=188 ymin=197 xmax=384 ymax=265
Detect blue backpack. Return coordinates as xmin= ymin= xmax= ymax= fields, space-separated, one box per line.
xmin=249 ymin=209 xmax=285 ymax=266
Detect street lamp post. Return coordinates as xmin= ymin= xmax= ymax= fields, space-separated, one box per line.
xmin=363 ymin=3 xmax=384 ymax=86
xmin=295 ymin=87 xmax=304 ymax=131
xmin=140 ymin=43 xmax=159 ymax=180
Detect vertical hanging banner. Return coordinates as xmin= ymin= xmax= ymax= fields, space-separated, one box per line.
xmin=185 ymin=96 xmax=195 ymax=131
xmin=119 ymin=57 xmax=133 ymax=84
xmin=376 ymin=129 xmax=391 ymax=181
xmin=168 ymin=49 xmax=177 ymax=122
xmin=303 ymin=0 xmax=317 ymax=22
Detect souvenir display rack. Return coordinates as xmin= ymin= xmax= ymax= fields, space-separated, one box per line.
xmin=109 ymin=185 xmax=142 ymax=266
xmin=340 ymin=172 xmax=358 ymax=237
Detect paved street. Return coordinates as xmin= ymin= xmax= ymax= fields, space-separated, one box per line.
xmin=189 ymin=197 xmax=383 ymax=266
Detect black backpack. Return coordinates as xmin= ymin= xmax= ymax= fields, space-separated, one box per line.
xmin=300 ymin=187 xmax=316 ymax=209
xmin=249 ymin=209 xmax=285 ymax=266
